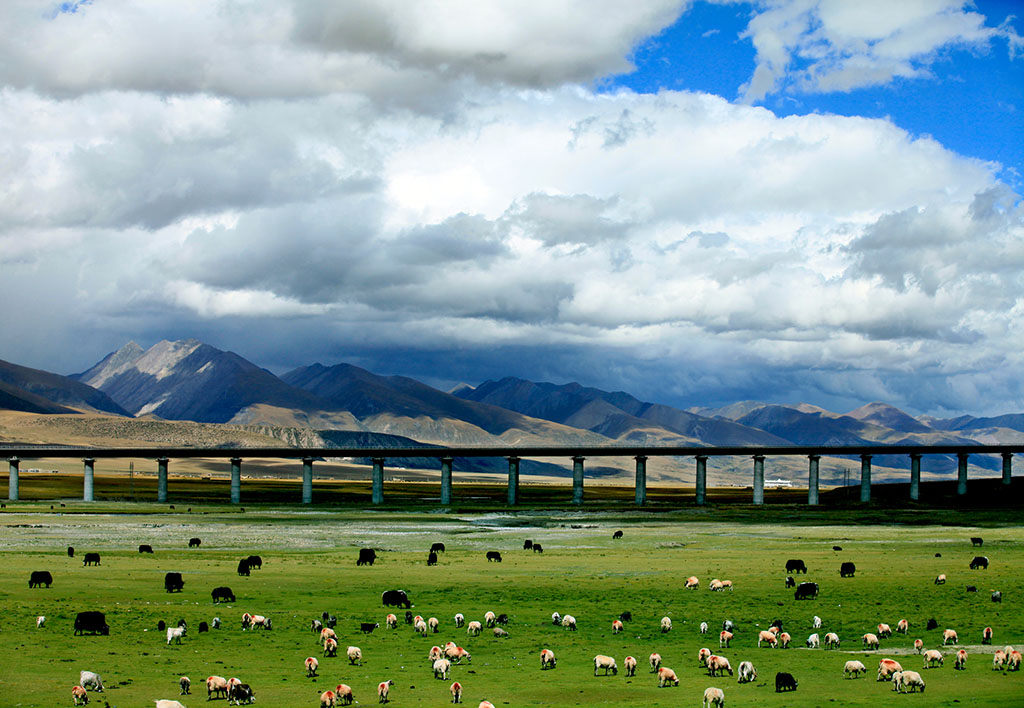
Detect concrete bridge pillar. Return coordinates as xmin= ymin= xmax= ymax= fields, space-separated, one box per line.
xmin=83 ymin=458 xmax=95 ymax=502
xmin=634 ymin=455 xmax=647 ymax=506
xmin=8 ymin=457 xmax=19 ymax=501
xmin=157 ymin=458 xmax=169 ymax=503
xmin=807 ymin=454 xmax=820 ymax=506
xmin=957 ymin=452 xmax=969 ymax=496
xmin=302 ymin=458 xmax=313 ymax=504
xmin=230 ymin=458 xmax=242 ymax=504
xmin=507 ymin=457 xmax=520 ymax=505
xmin=695 ymin=455 xmax=708 ymax=506
xmin=860 ymin=454 xmax=872 ymax=502
xmin=371 ymin=458 xmax=384 ymax=505
xmin=1003 ymin=453 xmax=1013 ymax=486
xmin=440 ymin=457 xmax=453 ymax=505
xmin=752 ymin=455 xmax=765 ymax=505
xmin=572 ymin=456 xmax=585 ymax=505
xmin=910 ymin=453 xmax=922 ymax=501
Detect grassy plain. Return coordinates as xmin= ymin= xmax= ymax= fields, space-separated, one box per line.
xmin=1 ymin=505 xmax=1022 ymax=708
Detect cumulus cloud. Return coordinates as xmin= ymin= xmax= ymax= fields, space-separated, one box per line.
xmin=0 ymin=1 xmax=1022 ymax=418
xmin=738 ymin=0 xmax=1019 ymax=102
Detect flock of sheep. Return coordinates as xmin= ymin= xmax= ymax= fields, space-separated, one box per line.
xmin=56 ymin=530 xmax=1019 ymax=707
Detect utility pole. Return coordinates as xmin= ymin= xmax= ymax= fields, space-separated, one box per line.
xmin=129 ymin=461 xmax=134 ymax=500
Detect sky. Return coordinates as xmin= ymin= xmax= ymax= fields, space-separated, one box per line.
xmin=1 ymin=0 xmax=1022 ymax=418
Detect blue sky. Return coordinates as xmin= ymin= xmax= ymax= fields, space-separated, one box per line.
xmin=614 ymin=0 xmax=1023 ymax=186
xmin=0 ymin=1 xmax=1022 ymax=418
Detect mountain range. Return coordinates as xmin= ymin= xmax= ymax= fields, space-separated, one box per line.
xmin=1 ymin=338 xmax=1021 ymax=481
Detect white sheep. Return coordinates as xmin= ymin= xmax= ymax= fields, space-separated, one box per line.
xmin=660 ymin=616 xmax=672 ymax=633
xmin=561 ymin=614 xmax=577 ymax=630
xmin=467 ymin=621 xmax=482 ymax=636
xmin=347 ymin=646 xmax=362 ymax=665
xmin=36 ymin=615 xmax=45 ymax=629
xmin=454 ymin=613 xmax=465 ymax=628
xmin=737 ymin=660 xmax=757 ymax=683
xmin=703 ymin=686 xmax=724 ymax=707
xmin=79 ymin=671 xmax=104 ymax=692
xmin=844 ymin=660 xmax=866 ymax=678
xmin=700 ymin=621 xmax=709 ymax=634
xmin=433 ymin=658 xmax=452 ymax=679
xmin=167 ymin=626 xmax=186 ymax=645
xmin=593 ymin=655 xmax=617 ymax=676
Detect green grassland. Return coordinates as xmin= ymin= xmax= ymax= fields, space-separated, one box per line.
xmin=1 ymin=508 xmax=1022 ymax=708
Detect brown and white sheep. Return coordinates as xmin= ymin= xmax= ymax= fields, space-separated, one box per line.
xmin=335 ymin=684 xmax=354 ymax=706
xmin=914 ymin=638 xmax=924 ymax=653
xmin=305 ymin=657 xmax=319 ymax=677
xmin=541 ymin=648 xmax=556 ymax=669
xmin=450 ymin=681 xmax=462 ymax=704
xmin=707 ymin=655 xmax=733 ymax=677
xmin=71 ymin=686 xmax=88 ymax=706
xmin=207 ymin=676 xmax=229 ymax=700
xmin=657 ymin=666 xmax=679 ymax=687
xmin=660 ymin=616 xmax=672 ymax=633
xmin=757 ymin=630 xmax=777 ymax=648
xmin=877 ymin=623 xmax=892 ymax=638
xmin=983 ymin=626 xmax=993 ymax=644
xmin=685 ymin=576 xmax=700 ymax=589
xmin=386 ymin=613 xmax=397 ymax=629
xmin=719 ymin=630 xmax=732 ymax=648
xmin=624 ymin=655 xmax=637 ymax=677
xmin=484 ymin=611 xmax=496 ymax=627
xmin=1008 ymin=650 xmax=1021 ymax=671
xmin=414 ymin=619 xmax=429 ymax=636
xmin=323 ymin=638 xmax=338 ymax=657
xmin=320 ymin=627 xmax=337 ymax=645
xmin=612 ymin=619 xmax=624 ymax=634
xmin=955 ymin=649 xmax=967 ymax=670
xmin=779 ymin=632 xmax=791 ymax=648
xmin=377 ymin=679 xmax=394 ymax=704
xmin=467 ymin=620 xmax=482 ymax=635
xmin=493 ymin=627 xmax=508 ymax=638
xmin=561 ymin=614 xmax=577 ymax=630
xmin=894 ymin=669 xmax=925 ymax=693
xmin=877 ymin=659 xmax=902 ymax=681
xmin=179 ymin=676 xmax=191 ymax=695
xmin=993 ymin=650 xmax=1007 ymax=670
xmin=824 ymin=632 xmax=840 ymax=649
xmin=347 ymin=646 xmax=362 ymax=665
xmin=862 ymin=633 xmax=879 ymax=650
xmin=934 ymin=573 xmax=946 ymax=584
xmin=320 ymin=689 xmax=337 ymax=708
xmin=923 ymin=649 xmax=943 ymax=668
xmin=698 ymin=647 xmax=712 ymax=666
xmin=649 ymin=652 xmax=662 ymax=672
xmin=428 ymin=617 xmax=440 ymax=633
xmin=943 ymin=628 xmax=959 ymax=645
xmin=896 ymin=619 xmax=909 ymax=634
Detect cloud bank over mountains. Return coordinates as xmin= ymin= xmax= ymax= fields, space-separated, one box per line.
xmin=0 ymin=1 xmax=1021 ymax=418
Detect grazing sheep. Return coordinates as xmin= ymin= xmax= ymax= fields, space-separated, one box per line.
xmin=702 ymin=686 xmax=724 ymax=707
xmin=386 ymin=613 xmax=397 ymax=629
xmin=955 ymin=649 xmax=967 ymax=670
xmin=430 ymin=646 xmax=444 ymax=663
xmin=414 ymin=619 xmax=428 ymax=636
xmin=707 ymin=655 xmax=733 ymax=677
xmin=767 ymin=625 xmax=780 ymax=635
xmin=934 ymin=573 xmax=946 ymax=585
xmin=36 ymin=615 xmax=45 ymax=629
xmin=758 ymin=630 xmax=778 ymax=648
xmin=561 ymin=614 xmax=577 ymax=631
xmin=166 ymin=626 xmax=186 ymax=645
xmin=862 ymin=633 xmax=879 ymax=650
xmin=324 ymin=638 xmax=338 ymax=657
xmin=992 ymin=590 xmax=1002 ymax=603
xmin=812 ymin=615 xmax=822 ymax=629
xmin=540 ymin=648 xmax=557 ymax=669
xmin=320 ymin=627 xmax=337 ymax=645
xmin=779 ymin=632 xmax=791 ymax=648
xmin=79 ymin=671 xmax=104 ymax=693
xmin=594 ymin=655 xmax=618 ymax=676
xmin=347 ymin=646 xmax=362 ymax=665
xmin=377 ymin=680 xmax=394 ymax=704
xmin=844 ymin=660 xmax=866 ymax=678
xmin=484 ymin=611 xmax=496 ymax=627
xmin=894 ymin=669 xmax=925 ymax=693
xmin=478 ymin=702 xmax=495 ymax=708
xmin=649 ymin=652 xmax=662 ymax=672
xmin=719 ymin=630 xmax=732 ymax=648
xmin=737 ymin=660 xmax=757 ymax=683
xmin=335 ymin=684 xmax=354 ymax=706
xmin=624 ymin=655 xmax=637 ymax=677
xmin=612 ymin=619 xmax=623 ymax=634
xmin=450 ymin=646 xmax=472 ymax=664
xmin=824 ymin=632 xmax=840 ymax=649
xmin=697 ymin=648 xmax=712 ymax=666
xmin=943 ymin=628 xmax=959 ymax=645
xmin=493 ymin=627 xmax=508 ymax=638
xmin=877 ymin=623 xmax=892 ymax=638
xmin=914 ymin=639 xmax=924 ymax=653
xmin=877 ymin=659 xmax=902 ymax=682
xmin=551 ymin=612 xmax=561 ymax=626
xmin=709 ymin=579 xmax=724 ymax=591
xmin=426 ymin=616 xmax=440 ymax=633
xmin=467 ymin=621 xmax=482 ymax=636
xmin=720 ymin=579 xmax=733 ymax=590
xmin=1007 ymin=650 xmax=1021 ymax=671
xmin=71 ymin=686 xmax=89 ymax=705
xmin=993 ymin=650 xmax=1007 ymax=670
xmin=896 ymin=619 xmax=909 ymax=634
xmin=685 ymin=576 xmax=700 ymax=589
xmin=450 ymin=681 xmax=462 ymax=704
xmin=179 ymin=676 xmax=191 ymax=695
xmin=305 ymin=657 xmax=319 ymax=677
xmin=320 ymin=690 xmax=337 ymax=708
xmin=154 ymin=701 xmax=187 ymax=708
xmin=700 ymin=621 xmax=709 ymax=634
xmin=207 ymin=676 xmax=229 ymax=700
xmin=983 ymin=626 xmax=993 ymax=644
xmin=433 ymin=658 xmax=451 ymax=679
xmin=657 ymin=666 xmax=679 ymax=687
xmin=454 ymin=613 xmax=464 ymax=628
xmin=923 ymin=649 xmax=943 ymax=668
xmin=660 ymin=616 xmax=672 ymax=633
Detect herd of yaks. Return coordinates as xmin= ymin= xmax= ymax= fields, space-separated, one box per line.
xmin=48 ymin=532 xmax=1020 ymax=706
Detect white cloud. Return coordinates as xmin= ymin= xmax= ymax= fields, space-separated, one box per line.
xmin=739 ymin=0 xmax=1013 ymax=101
